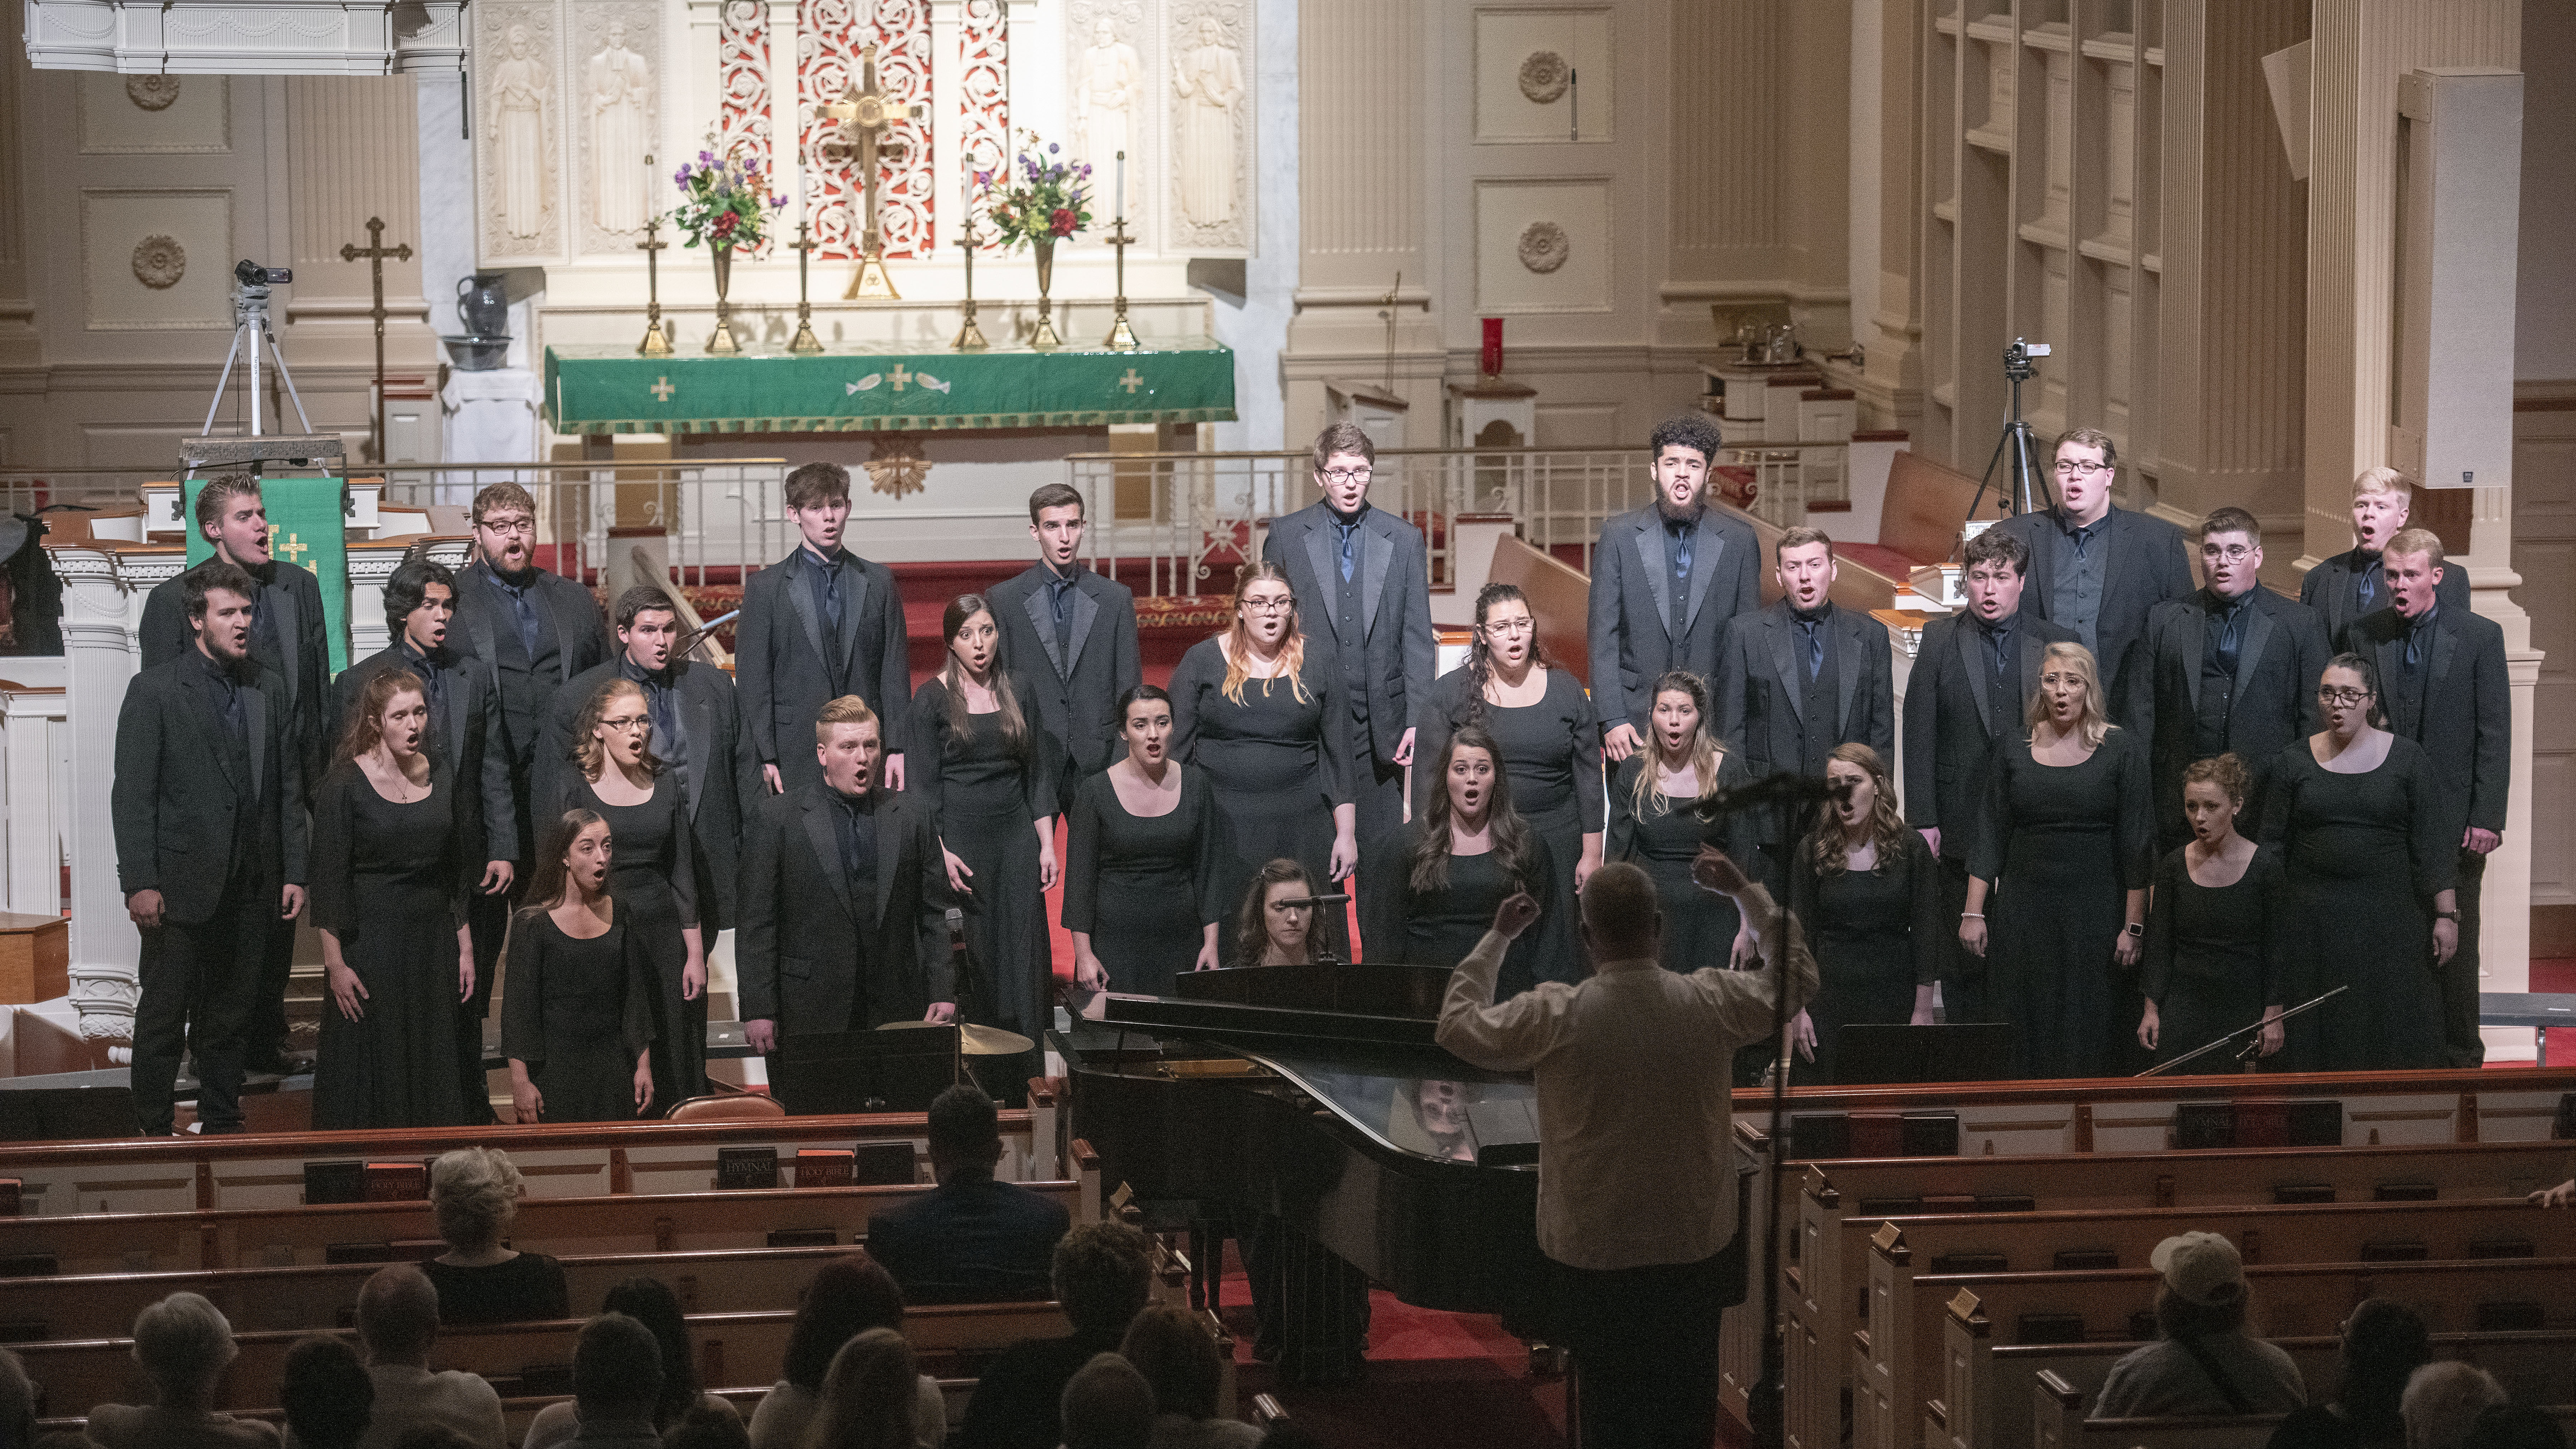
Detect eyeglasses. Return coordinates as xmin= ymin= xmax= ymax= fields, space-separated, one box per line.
xmin=2317 ymin=686 xmax=2373 ymax=706
xmin=2200 ymin=544 xmax=2256 ymax=562
xmin=1242 ymin=596 xmax=1296 ymax=614
xmin=601 ymin=715 xmax=652 ymax=733
xmin=1482 ymin=618 xmax=1535 ymax=636
xmin=1319 ymin=468 xmax=1373 ymax=486
xmin=479 ymin=516 xmax=537 ymax=536
xmin=2053 ymin=460 xmax=2112 ymax=478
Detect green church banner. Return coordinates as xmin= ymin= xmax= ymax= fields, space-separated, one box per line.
xmin=183 ymin=473 xmax=352 ymax=674
xmin=543 ymin=340 xmax=1237 ymax=435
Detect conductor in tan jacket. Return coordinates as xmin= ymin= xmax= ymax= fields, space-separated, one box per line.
xmin=1436 ymin=850 xmax=1816 ymax=1449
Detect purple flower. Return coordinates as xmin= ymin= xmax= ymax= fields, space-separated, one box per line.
xmin=698 ymin=149 xmax=714 ymax=164
xmin=770 ymin=194 xmax=787 ymax=209
xmin=1048 ymin=142 xmax=1059 ymax=154
xmin=673 ymin=168 xmax=689 ymax=185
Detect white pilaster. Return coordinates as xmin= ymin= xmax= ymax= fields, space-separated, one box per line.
xmin=49 ymin=544 xmax=164 ymax=1044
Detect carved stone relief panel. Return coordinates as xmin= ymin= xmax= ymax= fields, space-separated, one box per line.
xmin=1474 ymin=179 xmax=1607 ymax=313
xmin=1473 ymin=7 xmax=1612 ymax=144
xmin=1168 ymin=0 xmax=1249 ymax=253
xmin=77 ymin=72 xmax=232 ymax=153
xmin=571 ymin=0 xmax=663 ymax=254
xmin=80 ymin=189 xmax=235 ymax=330
xmin=1064 ymin=0 xmax=1151 ymax=242
xmin=476 ymin=1 xmax=563 ymax=258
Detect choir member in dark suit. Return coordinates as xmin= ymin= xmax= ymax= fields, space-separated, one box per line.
xmin=1901 ymin=528 xmax=2078 ymax=1024
xmin=1608 ymin=669 xmax=1755 ymax=974
xmin=1418 ymin=583 xmax=1602 ymax=982
xmin=537 ymin=585 xmax=757 ymax=932
xmin=554 ymin=678 xmax=707 ymax=1106
xmin=910 ymin=594 xmax=1059 ymax=1089
xmin=2347 ymin=530 xmax=2507 ymax=1067
xmin=2135 ymin=754 xmax=2290 ymax=1070
xmin=501 ymin=809 xmax=656 ymax=1123
xmin=1983 ymin=428 xmax=2194 ymax=728
xmin=1789 ymin=744 xmax=1941 ymax=1084
xmin=1232 ymin=859 xmax=1323 ymax=969
xmin=1711 ymin=528 xmax=1894 ymax=889
xmin=2300 ymin=467 xmax=2469 ymax=645
xmin=1960 ymin=643 xmax=2156 ymax=1079
xmin=1169 ymin=562 xmax=1357 ymax=958
xmin=2134 ymin=508 xmax=2332 ymax=848
xmin=866 ymin=1084 xmax=1070 ymax=1304
xmin=138 ymin=474 xmax=328 ymax=1074
xmin=1261 ymin=423 xmax=1436 ymax=893
xmin=1361 ymin=724 xmax=1563 ymax=991
xmin=738 ymin=463 xmax=912 ymax=796
xmin=737 ymin=697 xmax=956 ymax=1113
xmin=1587 ymin=413 xmax=1763 ymax=761
xmin=1064 ymin=686 xmax=1221 ymax=997
xmin=2260 ymin=655 xmax=2458 ymax=1070
xmin=310 ymin=669 xmax=478 ymax=1128
xmin=987 ymin=483 xmax=1141 ymax=797
xmin=111 ymin=562 xmax=308 ymax=1135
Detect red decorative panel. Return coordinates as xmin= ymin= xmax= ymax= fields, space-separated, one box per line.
xmin=796 ymin=0 xmax=933 ymax=260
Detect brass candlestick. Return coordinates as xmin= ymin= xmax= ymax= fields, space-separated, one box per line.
xmin=1103 ymin=214 xmax=1138 ymax=351
xmin=952 ymin=211 xmax=989 ymax=351
xmin=637 ymin=217 xmax=674 ymax=357
xmin=788 ymin=221 xmax=824 ymax=354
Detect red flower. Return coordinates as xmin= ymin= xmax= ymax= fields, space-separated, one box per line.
xmin=1049 ymin=208 xmax=1076 ymax=237
xmin=712 ymin=210 xmax=740 ymax=239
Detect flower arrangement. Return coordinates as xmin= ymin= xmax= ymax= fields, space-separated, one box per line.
xmin=977 ymin=131 xmax=1093 ymax=250
xmin=671 ymin=133 xmax=786 ymax=253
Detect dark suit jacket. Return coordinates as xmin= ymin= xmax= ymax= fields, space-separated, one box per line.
xmin=1262 ymin=502 xmax=1436 ymax=769
xmin=327 ymin=644 xmax=518 ymax=865
xmin=111 ymin=654 xmax=308 ymax=922
xmin=1586 ymin=504 xmax=1763 ymax=736
xmin=1900 ymin=610 xmax=2079 ymax=856
xmin=738 ymin=547 xmax=913 ymax=789
xmin=1712 ymin=600 xmax=1895 ymax=779
xmin=736 ymin=784 xmax=953 ymax=1030
xmin=2347 ymin=604 xmax=2511 ymax=839
xmin=986 ymin=563 xmax=1141 ymax=780
xmin=2135 ymin=587 xmax=2332 ymax=838
xmin=537 ymin=656 xmax=760 ymax=929
xmin=864 ymin=1174 xmax=1070 ymax=1304
xmin=1986 ymin=506 xmax=2193 ymax=728
xmin=445 ymin=560 xmax=614 ymax=862
xmin=140 ymin=557 xmax=331 ymax=787
xmin=2301 ymin=543 xmax=2472 ymax=646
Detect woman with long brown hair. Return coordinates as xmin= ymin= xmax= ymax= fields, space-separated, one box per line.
xmin=499 ymin=809 xmax=655 ymax=1122
xmin=553 ymin=677 xmax=705 ymax=1109
xmin=1359 ymin=725 xmax=1566 ymax=992
xmin=311 ymin=669 xmax=479 ymax=1128
xmin=1607 ymin=669 xmax=1758 ymax=973
xmin=1787 ymin=743 xmax=1941 ymax=1083
xmin=1231 ymin=858 xmax=1323 ymax=969
xmin=1064 ymin=684 xmax=1223 ymax=997
xmin=1168 ymin=561 xmax=1356 ymax=957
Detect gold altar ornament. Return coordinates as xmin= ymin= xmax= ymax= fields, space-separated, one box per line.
xmin=337 ymin=216 xmax=414 ymax=463
xmin=952 ymin=210 xmax=989 ymax=351
xmin=636 ymin=218 xmax=675 ymax=357
xmin=788 ymin=221 xmax=824 ymax=354
xmin=821 ymin=45 xmax=925 ymax=301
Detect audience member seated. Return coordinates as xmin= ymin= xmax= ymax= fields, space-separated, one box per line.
xmin=865 ymin=1084 xmax=1070 ymax=1304
xmin=347 ymin=1265 xmax=503 ymax=1449
xmin=2265 ymin=1298 xmax=2428 ymax=1449
xmin=2467 ymin=1405 xmax=2572 ymax=1449
xmin=0 ymin=1346 xmax=33 ymax=1449
xmin=391 ymin=1430 xmax=484 ymax=1449
xmin=1119 ymin=1304 xmax=1259 ymax=1449
xmin=2399 ymin=1363 xmax=2507 ymax=1449
xmin=523 ymin=1277 xmax=739 ymax=1448
xmin=804 ymin=1328 xmax=921 ymax=1449
xmin=423 ymin=1148 xmax=570 ymax=1326
xmin=957 ymin=1221 xmax=1155 ymax=1449
xmin=661 ymin=1404 xmax=754 ymax=1449
xmin=553 ymin=1313 xmax=663 ymax=1449
xmin=749 ymin=1258 xmax=943 ymax=1449
xmin=83 ymin=1293 xmax=281 ymax=1449
xmin=2091 ymin=1233 xmax=2305 ymax=1419
xmin=1059 ymin=1355 xmax=1158 ymax=1449
xmin=281 ymin=1336 xmax=374 ymax=1449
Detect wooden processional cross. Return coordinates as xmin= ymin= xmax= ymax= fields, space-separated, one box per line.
xmin=820 ymin=45 xmax=923 ymax=300
xmin=339 ymin=216 xmax=413 ymax=463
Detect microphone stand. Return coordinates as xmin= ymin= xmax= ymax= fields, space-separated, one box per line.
xmin=1282 ymin=893 xmax=1353 ymax=966
xmin=2133 ymin=985 xmax=2349 ymax=1078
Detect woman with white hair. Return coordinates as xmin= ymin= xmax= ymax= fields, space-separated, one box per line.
xmin=2400 ymin=1362 xmax=2508 ymax=1449
xmin=83 ymin=1292 xmax=279 ymax=1447
xmin=420 ymin=1147 xmax=568 ymax=1325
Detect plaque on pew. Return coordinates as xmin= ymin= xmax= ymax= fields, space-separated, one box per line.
xmin=1829 ymin=1023 xmax=2016 ymax=1084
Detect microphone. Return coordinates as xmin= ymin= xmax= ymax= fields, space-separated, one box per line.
xmin=1278 ymin=893 xmax=1352 ymax=908
xmin=1684 ymin=770 xmax=1855 ymax=822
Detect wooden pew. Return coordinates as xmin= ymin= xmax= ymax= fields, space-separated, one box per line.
xmin=2029 ymin=1386 xmax=2576 ymax=1449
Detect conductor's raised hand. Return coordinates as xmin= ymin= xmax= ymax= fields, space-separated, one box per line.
xmin=1690 ymin=846 xmax=1751 ymax=898
xmin=1490 ymin=891 xmax=1541 ymax=942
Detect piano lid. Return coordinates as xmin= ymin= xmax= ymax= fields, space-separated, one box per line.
xmin=1094 ymin=958 xmax=1533 ymax=1087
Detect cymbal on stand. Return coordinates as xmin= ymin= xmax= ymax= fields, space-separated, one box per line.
xmin=876 ymin=1019 xmax=1036 ymax=1057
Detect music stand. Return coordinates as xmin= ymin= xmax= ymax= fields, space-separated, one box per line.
xmin=772 ymin=1029 xmax=960 ymax=1114
xmin=1828 ymin=1023 xmax=2018 ymax=1085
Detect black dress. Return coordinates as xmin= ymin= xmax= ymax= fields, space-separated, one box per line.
xmin=1418 ymin=667 xmax=1602 ymax=987
xmin=1607 ymin=752 xmax=1757 ymax=973
xmin=2140 ymin=844 xmax=2293 ymax=1070
xmin=2260 ymin=736 xmax=2454 ymax=1071
xmin=1169 ymin=639 xmax=1353 ymax=956
xmin=910 ymin=679 xmax=1060 ymax=1040
xmin=1358 ymin=828 xmax=1565 ymax=996
xmin=1789 ymin=829 xmax=1942 ymax=1085
xmin=310 ymin=760 xmax=473 ymax=1130
xmin=1967 ymin=728 xmax=2155 ymax=1079
xmin=498 ymin=910 xmax=655 ymax=1122
xmin=1062 ymin=768 xmax=1221 ymax=995
xmin=561 ymin=772 xmax=703 ymax=1110
xmin=422 ymin=1253 xmax=569 ymax=1325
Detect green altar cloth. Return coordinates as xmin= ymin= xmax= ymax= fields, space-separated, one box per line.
xmin=183 ymin=474 xmax=352 ymax=673
xmin=543 ymin=339 xmax=1237 ymax=435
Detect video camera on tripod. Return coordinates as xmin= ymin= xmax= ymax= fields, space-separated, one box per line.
xmin=1951 ymin=337 xmax=2057 ymax=556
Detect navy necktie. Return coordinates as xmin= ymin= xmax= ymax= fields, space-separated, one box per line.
xmin=1049 ymin=574 xmax=1076 ymax=661
xmin=2358 ymin=559 xmax=2380 ymax=612
xmin=1336 ymin=520 xmax=1360 ymax=583
xmin=2406 ymin=619 xmax=2429 ymax=669
xmin=1797 ymin=614 xmax=1825 ymax=679
xmin=2214 ymin=599 xmax=2246 ymax=676
xmin=818 ymin=557 xmax=845 ymax=638
xmin=493 ymin=574 xmax=541 ymax=660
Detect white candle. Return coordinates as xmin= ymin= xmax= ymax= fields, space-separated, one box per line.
xmin=793 ymin=147 xmax=806 ymax=226
xmin=1114 ymin=150 xmax=1125 ymax=223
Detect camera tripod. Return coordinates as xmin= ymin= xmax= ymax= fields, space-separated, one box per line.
xmin=200 ymin=262 xmax=314 ymax=441
xmin=1952 ymin=337 xmax=2055 ymax=555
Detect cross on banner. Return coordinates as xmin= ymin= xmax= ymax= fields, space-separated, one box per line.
xmin=1117 ymin=369 xmax=1146 ymax=394
xmin=338 ymin=216 xmax=413 ymax=464
xmin=820 ymin=44 xmax=924 ymax=299
xmin=273 ymin=530 xmax=309 ymax=565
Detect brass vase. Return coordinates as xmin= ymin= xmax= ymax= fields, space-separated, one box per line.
xmin=707 ymin=243 xmax=741 ymax=355
xmin=1029 ymin=237 xmax=1062 ymax=350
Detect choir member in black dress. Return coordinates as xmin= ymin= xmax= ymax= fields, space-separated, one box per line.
xmin=2134 ymin=753 xmax=2290 ymax=1070
xmin=1233 ymin=859 xmax=1324 ymax=968
xmin=311 ymin=669 xmax=478 ymax=1128
xmin=1608 ymin=670 xmax=1756 ymax=973
xmin=2259 ymin=655 xmax=2458 ymax=1071
xmin=1360 ymin=725 xmax=1563 ymax=992
xmin=1418 ymin=582 xmax=1602 ymax=982
xmin=501 ymin=809 xmax=656 ymax=1122
xmin=911 ymin=595 xmax=1059 ymax=1084
xmin=556 ymin=678 xmax=707 ymax=1107
xmin=1169 ymin=562 xmax=1356 ymax=957
xmin=1961 ymin=643 xmax=2156 ymax=1079
xmin=1788 ymin=743 xmax=1941 ymax=1084
xmin=1065 ymin=685 xmax=1221 ymax=999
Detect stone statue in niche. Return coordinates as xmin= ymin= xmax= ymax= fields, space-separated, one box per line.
xmin=493 ymin=23 xmax=551 ymax=240
xmin=588 ymin=19 xmax=654 ymax=234
xmin=1173 ymin=16 xmax=1242 ymax=227
xmin=1076 ymin=17 xmax=1142 ymax=216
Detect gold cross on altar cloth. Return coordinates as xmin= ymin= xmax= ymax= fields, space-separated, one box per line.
xmin=885 ymin=363 xmax=911 ymax=391
xmin=820 ymin=45 xmax=924 ymax=300
xmin=651 ymin=376 xmax=676 ymax=401
xmin=272 ymin=528 xmax=308 ymax=565
xmin=1117 ymin=369 xmax=1146 ymax=395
